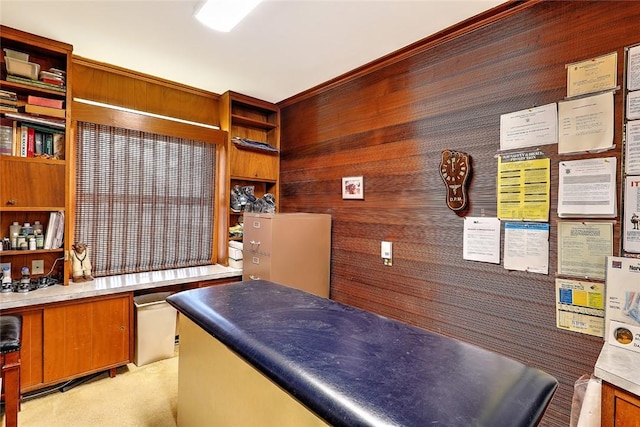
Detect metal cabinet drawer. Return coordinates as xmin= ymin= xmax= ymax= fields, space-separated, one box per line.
xmin=243 ymin=216 xmax=272 ymax=256
xmin=243 ymin=253 xmax=271 ymax=281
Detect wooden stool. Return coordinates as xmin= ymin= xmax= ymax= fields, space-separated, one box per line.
xmin=1 ymin=315 xmax=22 ymax=427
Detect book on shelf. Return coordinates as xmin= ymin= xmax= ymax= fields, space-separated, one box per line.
xmin=26 ymin=95 xmax=63 ymax=109
xmin=0 ymin=124 xmax=12 ymax=156
xmin=15 ymin=123 xmax=65 ymax=159
xmin=22 ymin=103 xmax=66 ymax=119
xmin=5 ymin=74 xmax=66 ymax=93
xmin=44 ymin=211 xmax=64 ymax=250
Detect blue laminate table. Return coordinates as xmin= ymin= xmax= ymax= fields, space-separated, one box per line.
xmin=167 ymin=280 xmax=557 ymax=427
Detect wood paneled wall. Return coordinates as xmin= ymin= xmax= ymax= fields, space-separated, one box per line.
xmin=278 ymin=2 xmax=639 ymax=425
xmin=72 ymin=56 xmax=220 ymax=127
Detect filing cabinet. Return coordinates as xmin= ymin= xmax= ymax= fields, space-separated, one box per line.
xmin=243 ymin=213 xmax=331 ymax=297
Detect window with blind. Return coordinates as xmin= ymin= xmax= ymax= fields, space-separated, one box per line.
xmin=75 ymin=122 xmax=215 ymax=277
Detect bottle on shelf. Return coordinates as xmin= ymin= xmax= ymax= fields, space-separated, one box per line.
xmin=2 ymin=266 xmax=11 ymax=285
xmin=9 ymin=221 xmax=20 ymax=249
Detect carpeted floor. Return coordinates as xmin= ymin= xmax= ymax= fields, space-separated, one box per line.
xmin=2 ymin=352 xmax=178 ymax=427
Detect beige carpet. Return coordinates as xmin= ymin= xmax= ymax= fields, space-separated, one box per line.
xmin=4 ymin=353 xmax=178 ymax=427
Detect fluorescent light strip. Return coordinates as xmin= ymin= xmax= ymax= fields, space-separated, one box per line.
xmin=73 ymin=98 xmax=220 ymax=130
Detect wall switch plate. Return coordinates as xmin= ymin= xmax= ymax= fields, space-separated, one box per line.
xmin=32 ymin=259 xmax=45 ymax=275
xmin=381 ymin=241 xmax=392 ymax=266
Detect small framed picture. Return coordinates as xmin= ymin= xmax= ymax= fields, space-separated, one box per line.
xmin=342 ymin=176 xmax=364 ymax=199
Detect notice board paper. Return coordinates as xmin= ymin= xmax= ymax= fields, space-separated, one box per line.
xmin=558 ymin=92 xmax=615 ymax=154
xmin=624 ymin=176 xmax=640 ymax=253
xmin=557 ymin=221 xmax=613 ymax=280
xmin=503 ymin=222 xmax=549 ymax=274
xmin=567 ymin=51 xmax=618 ymax=97
xmin=556 ymin=278 xmax=604 ymax=337
xmin=604 ymin=256 xmax=640 ymax=341
xmin=628 ymin=90 xmax=640 ymax=121
xmin=628 ymin=45 xmax=640 ymax=92
xmin=499 ymin=103 xmax=557 ymax=151
xmin=557 ymin=157 xmax=617 ymax=218
xmin=463 ymin=217 xmax=500 ymax=264
xmin=626 ymin=120 xmax=640 ymax=175
xmin=497 ymin=152 xmax=550 ymax=221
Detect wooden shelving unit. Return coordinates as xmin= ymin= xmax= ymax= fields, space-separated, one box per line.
xmin=0 ymin=25 xmax=72 ymax=283
xmin=217 ymin=91 xmax=280 ymax=265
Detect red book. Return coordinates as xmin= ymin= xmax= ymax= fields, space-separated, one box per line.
xmin=41 ymin=78 xmax=65 ymax=87
xmin=27 ymin=95 xmax=63 ymax=109
xmin=27 ymin=127 xmax=35 ymax=157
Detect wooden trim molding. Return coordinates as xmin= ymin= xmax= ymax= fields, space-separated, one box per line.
xmin=71 ymin=100 xmax=227 ymax=144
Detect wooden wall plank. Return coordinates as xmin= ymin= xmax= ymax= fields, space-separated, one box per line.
xmin=279 ymin=2 xmax=639 ymax=425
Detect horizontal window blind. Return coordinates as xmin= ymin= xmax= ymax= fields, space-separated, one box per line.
xmin=75 ymin=122 xmax=215 ymax=277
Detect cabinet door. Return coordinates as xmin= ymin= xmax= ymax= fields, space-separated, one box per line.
xmin=602 ymin=381 xmax=640 ymax=427
xmin=91 ymin=296 xmax=130 ymax=368
xmin=43 ymin=302 xmax=93 ymax=382
xmin=0 ymin=158 xmax=65 ymax=208
xmin=43 ymin=295 xmax=131 ymax=383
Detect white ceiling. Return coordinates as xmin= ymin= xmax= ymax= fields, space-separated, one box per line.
xmin=0 ymin=0 xmax=504 ymax=104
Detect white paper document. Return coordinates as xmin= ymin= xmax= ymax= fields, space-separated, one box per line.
xmin=463 ymin=217 xmax=500 ymax=264
xmin=558 ymin=92 xmax=614 ymax=154
xmin=557 ymin=157 xmax=617 ymax=218
xmin=555 ymin=278 xmax=604 ymax=337
xmin=604 ymin=256 xmax=640 ymax=340
xmin=503 ymin=222 xmax=549 ymax=274
xmin=626 ymin=120 xmax=640 ymax=175
xmin=628 ymin=90 xmax=640 ymax=120
xmin=499 ymin=103 xmax=558 ymax=151
xmin=628 ymin=44 xmax=640 ymax=91
xmin=624 ymin=176 xmax=640 ymax=253
xmin=557 ymin=221 xmax=613 ymax=280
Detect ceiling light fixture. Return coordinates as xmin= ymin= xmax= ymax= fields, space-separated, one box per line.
xmin=195 ymin=0 xmax=263 ymax=33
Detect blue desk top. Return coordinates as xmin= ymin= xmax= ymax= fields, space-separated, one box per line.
xmin=168 ymin=280 xmax=557 ymax=427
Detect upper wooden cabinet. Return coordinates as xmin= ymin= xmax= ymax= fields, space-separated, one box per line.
xmin=217 ymin=91 xmax=280 ymax=264
xmin=221 ymin=91 xmax=280 ymax=181
xmin=0 ymin=26 xmax=72 ymax=283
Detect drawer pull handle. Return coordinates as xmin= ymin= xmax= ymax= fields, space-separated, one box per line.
xmin=6 ymin=199 xmax=16 ymax=205
xmin=250 ymin=240 xmax=261 ymax=246
xmin=249 ymin=275 xmax=260 ymax=280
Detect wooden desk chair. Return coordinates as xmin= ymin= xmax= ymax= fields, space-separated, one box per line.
xmin=1 ymin=315 xmax=22 ymax=427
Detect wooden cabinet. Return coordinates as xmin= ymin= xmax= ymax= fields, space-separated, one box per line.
xmin=3 ymin=294 xmax=132 ymax=392
xmin=242 ymin=213 xmax=331 ymax=297
xmin=43 ymin=294 xmax=131 ymax=383
xmin=0 ymin=26 xmax=71 ymax=283
xmin=217 ymin=91 xmax=280 ymax=264
xmin=602 ymin=381 xmax=640 ymax=427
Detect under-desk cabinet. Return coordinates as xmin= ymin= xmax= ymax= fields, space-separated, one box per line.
xmin=5 ymin=293 xmax=132 ymax=392
xmin=602 ymin=381 xmax=640 ymax=427
xmin=243 ymin=212 xmax=331 ymax=298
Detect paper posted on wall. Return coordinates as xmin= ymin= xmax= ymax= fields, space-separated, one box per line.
xmin=557 ymin=157 xmax=617 ymax=218
xmin=624 ymin=176 xmax=640 ymax=253
xmin=604 ymin=256 xmax=640 ymax=353
xmin=555 ymin=278 xmax=604 ymax=337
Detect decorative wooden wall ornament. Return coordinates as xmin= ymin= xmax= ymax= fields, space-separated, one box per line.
xmin=439 ymin=149 xmax=471 ymax=211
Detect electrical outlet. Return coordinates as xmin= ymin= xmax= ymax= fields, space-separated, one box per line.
xmin=32 ymin=259 xmax=45 ymax=275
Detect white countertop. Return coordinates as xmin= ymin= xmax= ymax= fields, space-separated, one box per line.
xmin=595 ymin=343 xmax=640 ymax=396
xmin=0 ymin=264 xmax=242 ymax=310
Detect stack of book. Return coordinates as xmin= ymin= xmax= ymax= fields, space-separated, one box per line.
xmin=22 ymin=95 xmax=65 ymax=119
xmin=44 ymin=211 xmax=64 ymax=249
xmin=39 ymin=68 xmax=65 ymax=88
xmin=6 ymin=73 xmax=66 ymax=93
xmin=0 ymin=89 xmax=18 ymax=112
